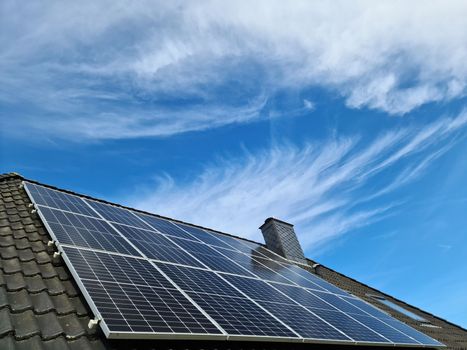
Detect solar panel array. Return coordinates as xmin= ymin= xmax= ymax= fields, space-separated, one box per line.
xmin=24 ymin=182 xmax=444 ymax=347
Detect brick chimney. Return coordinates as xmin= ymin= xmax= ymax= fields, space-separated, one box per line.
xmin=259 ymin=217 xmax=306 ymax=264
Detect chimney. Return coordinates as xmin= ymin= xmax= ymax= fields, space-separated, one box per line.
xmin=259 ymin=217 xmax=306 ymax=264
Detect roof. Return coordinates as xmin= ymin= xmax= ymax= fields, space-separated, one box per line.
xmin=0 ymin=172 xmax=466 ymax=350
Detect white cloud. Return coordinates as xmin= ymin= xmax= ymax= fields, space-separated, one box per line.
xmin=127 ymin=110 xmax=467 ymax=252
xmin=1 ymin=1 xmax=467 ymax=139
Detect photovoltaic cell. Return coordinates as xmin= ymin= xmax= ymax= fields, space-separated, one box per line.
xmin=222 ymin=275 xmax=294 ymax=304
xmin=86 ymin=200 xmax=153 ymax=230
xmin=110 ymin=223 xmax=205 ymax=267
xmin=258 ymin=302 xmax=350 ymax=341
xmin=271 ymin=283 xmax=337 ymax=311
xmin=177 ymin=224 xmax=234 ymax=249
xmin=380 ymin=318 xmax=444 ymax=346
xmin=136 ymin=214 xmax=201 ymax=241
xmin=188 ymin=292 xmax=297 ymax=337
xmin=216 ymin=248 xmax=293 ymax=284
xmin=349 ymin=314 xmax=419 ymax=344
xmin=26 ymin=182 xmax=98 ymax=217
xmin=341 ymin=296 xmax=392 ymax=319
xmin=156 ymin=263 xmax=243 ymax=297
xmin=312 ymin=291 xmax=371 ymax=316
xmin=171 ymin=239 xmax=255 ymax=276
xmin=255 ymin=257 xmax=326 ymax=290
xmin=281 ymin=263 xmax=350 ymax=295
xmin=309 ymin=309 xmax=388 ymax=343
xmin=39 ymin=206 xmax=140 ymax=256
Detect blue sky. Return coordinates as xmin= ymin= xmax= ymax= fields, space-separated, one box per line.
xmin=1 ymin=1 xmax=466 ymax=328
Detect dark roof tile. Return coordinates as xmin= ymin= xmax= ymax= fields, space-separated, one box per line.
xmin=69 ymin=297 xmax=88 ymax=317
xmin=35 ymin=252 xmax=51 ymax=265
xmin=12 ymin=230 xmax=27 ymax=240
xmin=14 ymin=238 xmax=30 ymax=250
xmin=4 ymin=273 xmax=26 ymax=291
xmin=0 ymin=334 xmax=15 ymax=349
xmin=0 ymin=287 xmax=8 ymax=308
xmin=69 ymin=337 xmax=106 ymax=350
xmin=11 ymin=310 xmax=40 ymax=340
xmin=0 ymin=236 xmax=14 ymax=247
xmin=31 ymin=292 xmax=54 ymax=314
xmin=2 ymin=258 xmax=22 ymax=274
xmin=25 ymin=275 xmax=47 ymax=294
xmin=0 ymin=247 xmax=18 ymax=260
xmin=37 ymin=312 xmax=64 ymax=340
xmin=59 ymin=314 xmax=86 ymax=340
xmin=7 ymin=289 xmax=32 ymax=313
xmin=54 ymin=266 xmax=70 ymax=281
xmin=61 ymin=280 xmax=78 ymax=297
xmin=43 ymin=336 xmax=70 ymax=350
xmin=21 ymin=261 xmax=41 ymax=277
xmin=30 ymin=241 xmax=46 ymax=253
xmin=0 ymin=308 xmax=13 ymax=337
xmin=17 ymin=249 xmax=35 ymax=262
xmin=51 ymin=294 xmax=74 ymax=315
xmin=44 ymin=278 xmax=66 ymax=296
xmin=38 ymin=264 xmax=57 ymax=279
xmin=16 ymin=335 xmax=45 ymax=350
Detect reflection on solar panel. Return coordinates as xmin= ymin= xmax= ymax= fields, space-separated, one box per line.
xmin=24 ymin=182 xmax=444 ymax=347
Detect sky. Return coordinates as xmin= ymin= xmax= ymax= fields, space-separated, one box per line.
xmin=1 ymin=0 xmax=467 ymax=328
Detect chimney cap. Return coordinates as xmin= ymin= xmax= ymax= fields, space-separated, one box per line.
xmin=259 ymin=217 xmax=294 ymax=230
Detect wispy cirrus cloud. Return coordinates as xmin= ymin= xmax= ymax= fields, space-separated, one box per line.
xmin=128 ymin=110 xmax=467 ymax=251
xmin=1 ymin=1 xmax=467 ymax=140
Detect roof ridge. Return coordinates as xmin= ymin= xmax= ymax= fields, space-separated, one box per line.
xmin=0 ymin=173 xmax=23 ymax=181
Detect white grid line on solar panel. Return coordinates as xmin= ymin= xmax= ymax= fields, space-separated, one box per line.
xmin=81 ymin=279 xmax=222 ymax=334
xmin=187 ymin=292 xmax=298 ymax=338
xmin=24 ymin=182 xmax=99 ymax=218
xmin=85 ymin=199 xmax=154 ymax=230
xmin=37 ymin=205 xmax=140 ymax=256
xmin=257 ymin=301 xmax=352 ymax=342
xmin=279 ymin=262 xmax=351 ymax=296
xmin=304 ymin=308 xmax=390 ymax=343
xmin=111 ymin=223 xmax=206 ymax=268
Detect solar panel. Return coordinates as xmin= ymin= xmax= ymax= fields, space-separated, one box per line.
xmin=39 ymin=206 xmax=140 ymax=256
xmin=63 ymin=247 xmax=223 ymax=336
xmin=24 ymin=182 xmax=444 ymax=347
